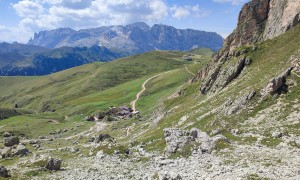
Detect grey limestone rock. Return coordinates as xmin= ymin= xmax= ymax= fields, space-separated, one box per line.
xmin=0 ymin=166 xmax=8 ymax=177
xmin=4 ymin=136 xmax=19 ymax=147
xmin=46 ymin=158 xmax=62 ymax=170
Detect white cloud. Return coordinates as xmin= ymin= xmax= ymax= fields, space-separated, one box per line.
xmin=171 ymin=4 xmax=208 ymax=20
xmin=3 ymin=0 xmax=210 ymax=42
xmin=171 ymin=6 xmax=190 ymax=19
xmin=10 ymin=0 xmax=169 ymax=34
xmin=0 ymin=25 xmax=32 ymax=43
xmin=12 ymin=0 xmax=44 ymax=18
xmin=213 ymin=0 xmax=248 ymax=5
xmin=0 ymin=25 xmax=8 ymax=31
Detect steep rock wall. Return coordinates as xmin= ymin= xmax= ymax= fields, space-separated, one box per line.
xmin=194 ymin=0 xmax=300 ymax=94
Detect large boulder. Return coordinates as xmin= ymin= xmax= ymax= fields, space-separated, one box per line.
xmin=4 ymin=136 xmax=19 ymax=147
xmin=163 ymin=128 xmax=193 ymax=154
xmin=261 ymin=67 xmax=293 ymax=95
xmin=0 ymin=166 xmax=8 ymax=177
xmin=94 ymin=134 xmax=114 ymax=143
xmin=46 ymin=158 xmax=62 ymax=170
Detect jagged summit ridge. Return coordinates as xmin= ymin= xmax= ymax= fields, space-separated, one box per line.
xmin=28 ymin=22 xmax=224 ymax=53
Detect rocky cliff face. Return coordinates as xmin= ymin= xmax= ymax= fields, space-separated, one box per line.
xmin=263 ymin=0 xmax=300 ymax=40
xmin=222 ymin=0 xmax=300 ymax=53
xmin=28 ymin=22 xmax=224 ymax=53
xmin=195 ymin=0 xmax=300 ymax=94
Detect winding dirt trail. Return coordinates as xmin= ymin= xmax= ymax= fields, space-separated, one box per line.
xmin=131 ymin=70 xmax=177 ymax=112
xmin=131 ymin=74 xmax=160 ymax=112
xmin=185 ymin=65 xmax=195 ymax=76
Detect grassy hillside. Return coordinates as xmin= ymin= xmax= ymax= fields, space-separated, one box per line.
xmin=0 ymin=50 xmax=195 ymax=115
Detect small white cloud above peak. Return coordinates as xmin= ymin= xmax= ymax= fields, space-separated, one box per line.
xmin=213 ymin=0 xmax=249 ymax=5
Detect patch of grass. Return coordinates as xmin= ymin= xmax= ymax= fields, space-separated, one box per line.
xmin=261 ymin=138 xmax=282 ymax=147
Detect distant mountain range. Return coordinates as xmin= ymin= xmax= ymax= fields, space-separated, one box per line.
xmin=0 ymin=22 xmax=223 ymax=76
xmin=0 ymin=42 xmax=120 ymax=76
xmin=28 ymin=22 xmax=223 ymax=53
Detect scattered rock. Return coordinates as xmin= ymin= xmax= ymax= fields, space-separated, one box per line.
xmin=272 ymin=131 xmax=283 ymax=138
xmin=93 ymin=106 xmax=134 ymax=122
xmin=3 ymin=132 xmax=12 ymax=137
xmin=220 ymin=90 xmax=256 ymax=115
xmin=163 ymin=128 xmax=229 ymax=155
xmin=11 ymin=144 xmax=30 ymax=156
xmin=158 ymin=159 xmax=174 ymax=167
xmin=4 ymin=136 xmax=19 ymax=147
xmin=245 ymin=57 xmax=252 ymax=65
xmin=159 ymin=171 xmax=182 ymax=180
xmin=95 ymin=134 xmax=113 ymax=143
xmin=1 ymin=144 xmax=30 ymax=158
xmin=29 ymin=140 xmax=40 ymax=144
xmin=85 ymin=116 xmax=95 ymax=121
xmin=96 ymin=150 xmax=105 ymax=159
xmin=62 ymin=147 xmax=80 ymax=153
xmin=163 ymin=128 xmax=193 ymax=154
xmin=210 ymin=128 xmax=222 ymax=136
xmin=114 ymin=150 xmax=120 ymax=154
xmin=230 ymin=129 xmax=239 ymax=135
xmin=0 ymin=166 xmax=8 ymax=177
xmin=124 ymin=149 xmax=130 ymax=155
xmin=33 ymin=144 xmax=41 ymax=150
xmin=46 ymin=158 xmax=62 ymax=171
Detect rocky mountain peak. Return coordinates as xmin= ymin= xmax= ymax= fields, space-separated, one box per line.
xmin=28 ymin=22 xmax=223 ymax=52
xmin=223 ymin=0 xmax=300 ymax=53
xmin=126 ymin=22 xmax=150 ymax=30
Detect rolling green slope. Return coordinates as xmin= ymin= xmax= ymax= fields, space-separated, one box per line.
xmin=0 ymin=50 xmax=200 ymax=115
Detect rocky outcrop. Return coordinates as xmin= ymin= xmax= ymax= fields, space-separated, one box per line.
xmin=261 ymin=67 xmax=293 ymax=95
xmin=220 ymin=90 xmax=256 ymax=115
xmin=92 ymin=106 xmax=134 ymax=121
xmin=200 ymin=57 xmax=251 ymax=94
xmin=163 ymin=128 xmax=229 ymax=155
xmin=194 ymin=0 xmax=299 ymax=94
xmin=163 ymin=128 xmax=193 ymax=154
xmin=223 ymin=0 xmax=269 ymax=52
xmin=223 ymin=0 xmax=300 ymax=54
xmin=263 ymin=0 xmax=300 ymax=40
xmin=1 ymin=144 xmax=30 ymax=158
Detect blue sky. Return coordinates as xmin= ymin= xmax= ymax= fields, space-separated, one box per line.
xmin=0 ymin=0 xmax=249 ymax=43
